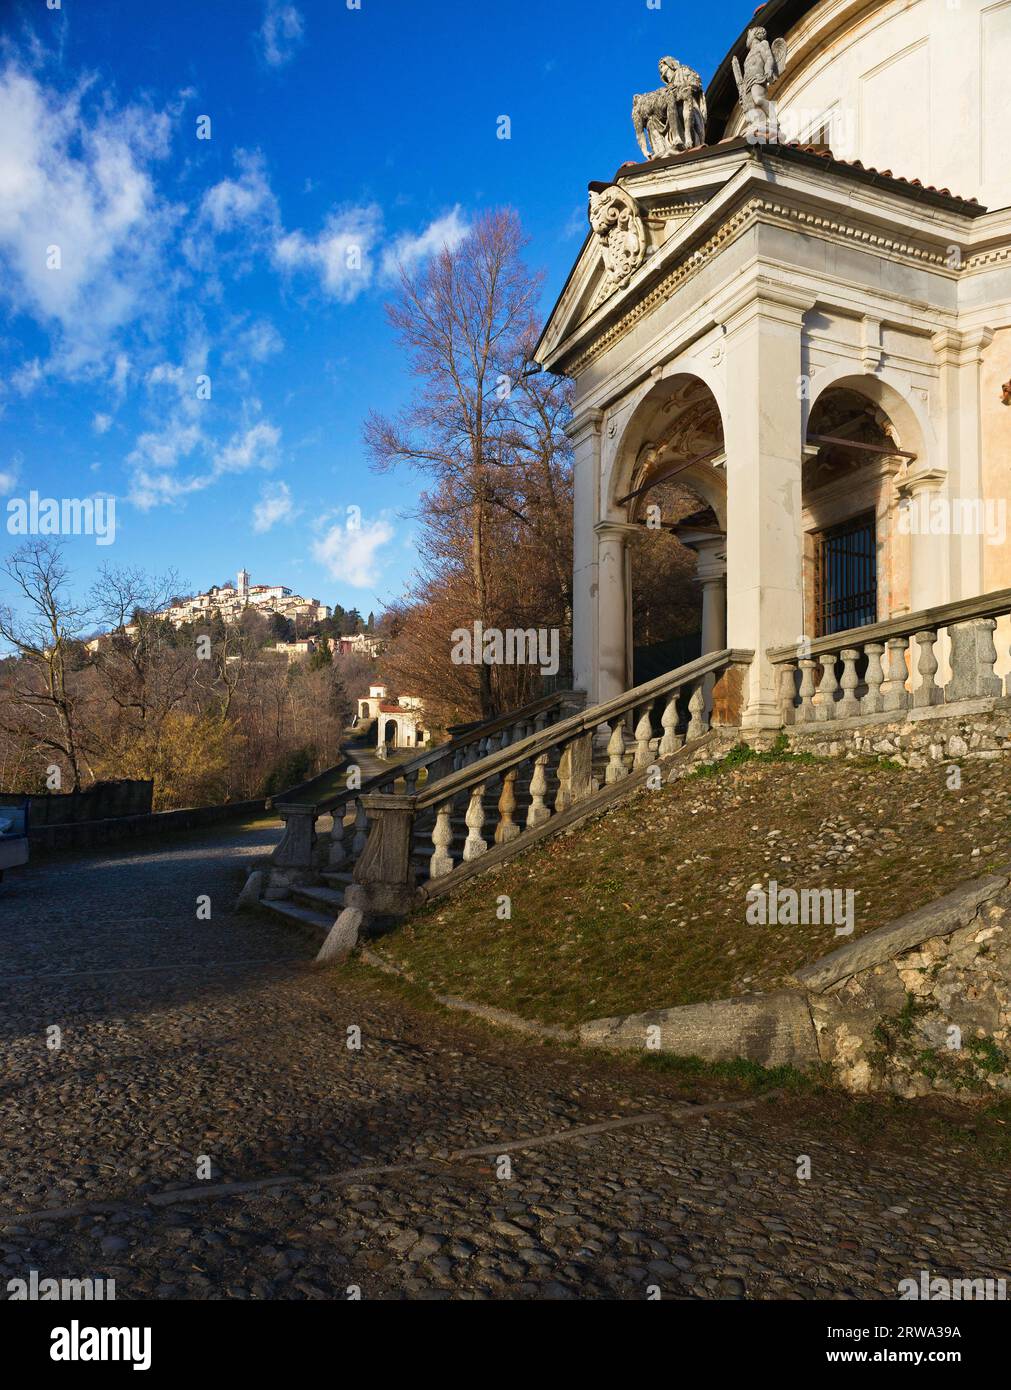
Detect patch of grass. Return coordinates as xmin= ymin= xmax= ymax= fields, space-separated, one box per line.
xmin=374 ymin=754 xmax=1011 ymax=1027
xmin=637 ymin=1051 xmax=823 ymax=1094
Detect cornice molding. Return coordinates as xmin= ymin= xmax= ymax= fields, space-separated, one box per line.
xmin=557 ymin=194 xmax=965 ymax=378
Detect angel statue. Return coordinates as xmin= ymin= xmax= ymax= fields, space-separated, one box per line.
xmin=733 ymin=26 xmax=789 ymax=142
xmin=632 ymin=56 xmax=707 ymax=161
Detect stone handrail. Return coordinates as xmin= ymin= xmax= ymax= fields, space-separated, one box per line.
xmin=768 ymin=588 xmax=1011 ymax=726
xmin=343 ymin=647 xmax=753 ymax=923
xmin=269 ymin=691 xmax=573 ymax=884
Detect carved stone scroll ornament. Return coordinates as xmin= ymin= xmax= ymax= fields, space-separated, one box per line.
xmin=589 ymin=186 xmax=646 ymax=304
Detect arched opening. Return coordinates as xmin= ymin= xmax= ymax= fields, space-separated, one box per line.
xmin=803 ymin=382 xmax=919 ymax=637
xmin=383 ymin=719 xmax=398 ymax=749
xmin=615 ymin=374 xmax=728 ymax=683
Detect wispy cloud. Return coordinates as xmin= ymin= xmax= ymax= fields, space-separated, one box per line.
xmin=0 ymin=62 xmax=178 ymax=377
xmin=258 ymin=1 xmax=305 ymax=69
xmin=312 ymin=514 xmax=394 ymax=588
xmin=380 ymin=206 xmax=469 ymax=282
xmin=252 ymin=479 xmax=296 ymax=533
xmin=273 ymin=204 xmax=383 ymax=303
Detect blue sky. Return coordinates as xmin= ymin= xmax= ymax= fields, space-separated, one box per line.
xmin=0 ymin=0 xmax=749 ymax=619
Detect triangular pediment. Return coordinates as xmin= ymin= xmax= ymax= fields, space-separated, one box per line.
xmin=535 ymin=151 xmax=747 ymax=371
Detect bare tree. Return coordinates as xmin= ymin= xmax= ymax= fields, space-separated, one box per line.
xmin=365 ymin=209 xmax=543 ymax=719
xmin=0 ymin=541 xmax=92 ymax=790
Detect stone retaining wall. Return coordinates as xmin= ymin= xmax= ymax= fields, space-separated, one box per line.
xmin=582 ymin=872 xmax=1011 ymax=1099
xmin=784 ymin=701 xmax=1011 ymax=768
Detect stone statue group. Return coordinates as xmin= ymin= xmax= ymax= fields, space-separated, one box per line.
xmin=632 ymin=27 xmax=789 ymax=161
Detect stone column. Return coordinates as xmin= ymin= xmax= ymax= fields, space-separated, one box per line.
xmin=902 ymin=468 xmax=948 ymax=613
xmin=594 ymin=520 xmax=638 ymax=705
xmin=567 ymin=409 xmax=603 ymax=702
xmin=720 ymin=282 xmax=813 ymax=729
xmin=932 ymin=327 xmax=992 ymax=601
xmin=687 ymin=534 xmax=727 ymax=654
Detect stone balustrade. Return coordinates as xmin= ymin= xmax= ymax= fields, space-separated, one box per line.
xmin=268 ymin=692 xmax=571 ymax=884
xmin=769 ymin=588 xmax=1011 ymax=728
xmin=348 ymin=648 xmax=753 ymax=913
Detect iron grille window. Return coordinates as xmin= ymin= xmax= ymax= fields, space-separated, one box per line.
xmin=815 ymin=514 xmax=877 ymax=637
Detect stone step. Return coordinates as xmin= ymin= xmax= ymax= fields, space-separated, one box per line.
xmin=292 ymin=884 xmax=345 ymax=911
xmin=260 ymin=899 xmax=333 ymax=938
xmin=319 ymin=870 xmax=354 ymax=886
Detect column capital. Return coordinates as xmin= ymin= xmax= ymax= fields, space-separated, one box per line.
xmin=566 ymin=408 xmax=604 ymax=445
xmin=899 ymin=466 xmax=947 ymax=498
xmin=594 ymin=519 xmax=639 ymax=542
xmin=931 ymin=326 xmax=995 ymax=365
xmin=714 ymin=276 xmax=817 ymax=335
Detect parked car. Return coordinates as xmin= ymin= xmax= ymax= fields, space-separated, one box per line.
xmin=0 ymin=799 xmax=29 ymax=881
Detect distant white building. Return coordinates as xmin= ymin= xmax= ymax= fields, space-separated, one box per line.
xmin=354 ymin=684 xmax=429 ymax=750
xmin=163 ymin=570 xmax=330 ymax=630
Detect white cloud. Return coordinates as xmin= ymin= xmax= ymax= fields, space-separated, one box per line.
xmin=200 ymin=151 xmax=278 ymax=234
xmin=312 ymin=514 xmax=394 ymax=588
xmin=0 ymin=64 xmax=177 ymax=374
xmin=259 ymin=1 xmax=304 ymax=68
xmin=252 ymin=479 xmax=295 ymax=533
xmin=92 ymin=412 xmax=112 ymax=434
xmin=273 ymin=204 xmax=382 ymax=303
xmin=380 ymin=206 xmax=469 ymax=282
xmin=214 ymin=421 xmax=281 ymax=475
xmin=0 ymin=461 xmax=20 ymax=495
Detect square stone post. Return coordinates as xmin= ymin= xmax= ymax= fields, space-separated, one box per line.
xmin=568 ymin=409 xmax=603 ymax=702
xmin=721 ymin=282 xmax=813 ymax=729
xmin=594 ymin=520 xmax=639 ymax=707
xmin=342 ymin=793 xmax=420 ymax=928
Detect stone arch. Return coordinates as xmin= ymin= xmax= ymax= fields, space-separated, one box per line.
xmin=383 ymin=718 xmax=398 ymax=749
xmin=802 ymin=371 xmax=934 ymax=634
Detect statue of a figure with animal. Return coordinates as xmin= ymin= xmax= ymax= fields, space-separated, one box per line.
xmin=632 ymin=56 xmax=707 ymax=161
xmin=733 ymin=26 xmax=789 ymax=142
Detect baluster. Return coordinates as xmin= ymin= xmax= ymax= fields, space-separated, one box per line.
xmin=863 ymin=642 xmax=885 ymax=714
xmin=352 ymin=799 xmax=368 ymax=856
xmin=838 ymin=649 xmax=861 ymax=719
xmin=659 ymin=689 xmax=683 ymax=756
xmin=463 ymin=784 xmax=488 ymax=860
xmin=556 ymin=733 xmax=594 ymax=811
xmin=495 ymin=768 xmax=520 ymax=844
xmin=534 ymin=711 xmax=549 ymax=733
xmin=526 ymin=754 xmax=551 ymax=827
xmin=606 ymin=720 xmax=628 ymax=784
xmin=945 ymin=617 xmax=1002 ymax=701
xmin=778 ymin=662 xmax=798 ymax=726
xmin=881 ymin=637 xmax=910 ymax=712
xmin=814 ymin=653 xmax=839 ymax=722
xmin=913 ymin=630 xmax=940 ymax=708
xmin=633 ymin=705 xmax=655 ymax=771
xmin=453 ymin=748 xmax=465 ymax=772
xmin=429 ymin=802 xmax=454 ymax=878
xmin=500 ymin=728 xmax=512 ymax=752
xmin=404 ymin=770 xmax=419 ymax=795
xmin=687 ymin=683 xmax=708 ymax=741
xmin=328 ymin=801 xmax=347 ymax=869
xmin=798 ymin=659 xmax=818 ymax=723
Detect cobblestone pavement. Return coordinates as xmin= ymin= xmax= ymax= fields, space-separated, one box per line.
xmin=1 ymin=825 xmax=1009 ymax=1301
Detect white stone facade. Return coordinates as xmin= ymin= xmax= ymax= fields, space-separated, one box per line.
xmin=536 ymin=0 xmax=1011 ymax=728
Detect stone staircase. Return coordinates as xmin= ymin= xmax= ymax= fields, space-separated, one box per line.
xmin=252 ymin=651 xmax=753 ymax=946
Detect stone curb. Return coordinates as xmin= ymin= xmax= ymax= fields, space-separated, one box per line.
xmin=791 ymin=871 xmax=1011 ymax=993
xmin=358 ymin=948 xmax=575 ymax=1042
xmin=360 ymin=870 xmax=1011 ymax=1075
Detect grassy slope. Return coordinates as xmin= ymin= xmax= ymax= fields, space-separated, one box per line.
xmin=373 ymin=746 xmax=1011 ymax=1026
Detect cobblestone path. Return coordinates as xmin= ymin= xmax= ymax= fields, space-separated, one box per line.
xmin=1 ymin=825 xmax=1009 ymax=1301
